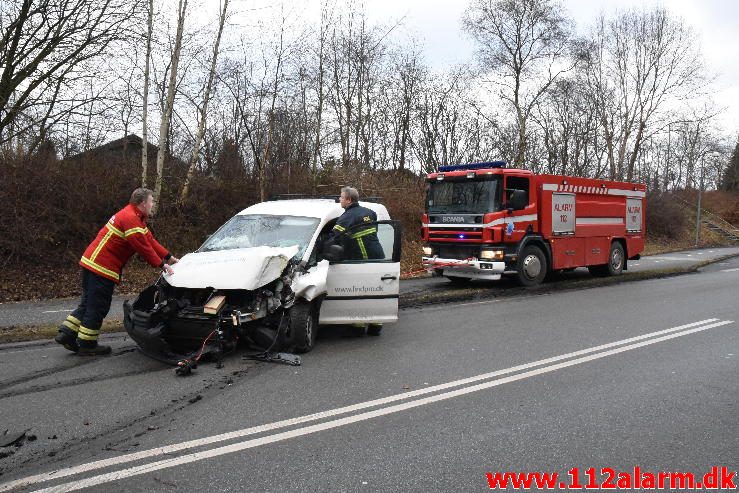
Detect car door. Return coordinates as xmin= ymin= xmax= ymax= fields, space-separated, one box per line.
xmin=319 ymin=220 xmax=402 ymax=324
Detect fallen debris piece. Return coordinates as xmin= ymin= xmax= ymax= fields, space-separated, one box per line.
xmin=244 ymin=352 xmax=301 ymax=366
xmin=188 ymin=395 xmax=202 ymax=404
xmin=0 ymin=431 xmax=27 ymax=448
xmin=175 ymin=359 xmax=197 ymax=376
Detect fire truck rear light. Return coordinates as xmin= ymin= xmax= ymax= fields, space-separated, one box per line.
xmin=437 ymin=174 xmax=444 ymax=181
xmin=458 ymin=234 xmax=465 ymax=239
xmin=422 ymin=246 xmax=433 ymax=256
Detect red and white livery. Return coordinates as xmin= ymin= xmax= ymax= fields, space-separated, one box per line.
xmin=421 ymin=161 xmax=646 ymax=286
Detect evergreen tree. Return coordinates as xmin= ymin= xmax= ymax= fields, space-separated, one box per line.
xmin=720 ymin=139 xmax=739 ymax=191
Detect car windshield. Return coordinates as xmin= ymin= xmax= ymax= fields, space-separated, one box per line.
xmin=199 ymin=215 xmax=320 ymax=257
xmin=426 ymin=177 xmax=501 ymax=214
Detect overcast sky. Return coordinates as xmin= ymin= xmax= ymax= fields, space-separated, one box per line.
xmin=356 ymin=0 xmax=739 ymax=136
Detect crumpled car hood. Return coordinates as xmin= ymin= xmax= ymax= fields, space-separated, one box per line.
xmin=163 ymin=245 xmax=300 ymax=290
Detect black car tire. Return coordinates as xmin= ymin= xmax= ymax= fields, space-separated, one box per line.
xmin=289 ymin=300 xmax=317 ymax=353
xmin=514 ymin=245 xmax=547 ymax=286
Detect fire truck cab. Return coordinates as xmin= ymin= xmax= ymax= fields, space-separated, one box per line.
xmin=421 ymin=161 xmax=646 ymax=286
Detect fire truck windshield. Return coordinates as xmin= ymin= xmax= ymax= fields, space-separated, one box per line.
xmin=426 ymin=177 xmax=501 ymax=214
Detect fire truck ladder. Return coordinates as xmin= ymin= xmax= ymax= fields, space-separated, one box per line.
xmin=673 ymin=195 xmax=739 ymax=243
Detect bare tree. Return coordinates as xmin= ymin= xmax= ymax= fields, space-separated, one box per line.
xmin=260 ymin=14 xmax=286 ymax=202
xmin=153 ymin=0 xmax=187 ymax=211
xmin=582 ymin=8 xmax=705 ymax=181
xmin=463 ymin=0 xmax=572 ymax=167
xmin=141 ymin=0 xmax=154 ymax=186
xmin=179 ymin=0 xmax=229 ymax=204
xmin=0 ymin=0 xmax=137 ymax=148
xmin=309 ymin=0 xmax=333 ymax=190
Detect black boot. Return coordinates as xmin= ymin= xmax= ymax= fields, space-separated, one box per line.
xmin=54 ymin=329 xmax=79 ymax=353
xmin=77 ymin=343 xmax=112 ymax=356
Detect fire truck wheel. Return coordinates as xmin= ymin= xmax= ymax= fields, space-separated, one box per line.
xmin=515 ymin=245 xmax=547 ymax=286
xmin=588 ymin=242 xmax=625 ymax=277
xmin=606 ymin=241 xmax=625 ymax=275
xmin=289 ymin=301 xmax=318 ymax=353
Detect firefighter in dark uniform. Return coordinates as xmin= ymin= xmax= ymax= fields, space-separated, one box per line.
xmin=331 ymin=187 xmax=384 ymax=260
xmin=330 ymin=186 xmax=385 ymax=335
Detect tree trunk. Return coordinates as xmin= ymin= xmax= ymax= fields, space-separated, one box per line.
xmin=180 ymin=0 xmax=228 ymax=204
xmin=154 ymin=0 xmax=187 ymax=213
xmin=141 ymin=0 xmax=154 ymax=187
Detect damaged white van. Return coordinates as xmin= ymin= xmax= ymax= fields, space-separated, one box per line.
xmin=123 ymin=197 xmax=401 ymax=363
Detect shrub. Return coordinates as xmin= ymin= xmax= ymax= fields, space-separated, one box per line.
xmin=646 ymin=192 xmax=687 ymax=240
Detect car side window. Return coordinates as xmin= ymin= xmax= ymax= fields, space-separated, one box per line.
xmin=506 ymin=176 xmax=530 ymax=206
xmin=310 ymin=219 xmax=337 ymax=265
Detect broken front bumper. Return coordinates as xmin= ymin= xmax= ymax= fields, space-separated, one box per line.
xmin=422 ymin=256 xmax=505 ymax=280
xmin=123 ymin=285 xmax=227 ymax=364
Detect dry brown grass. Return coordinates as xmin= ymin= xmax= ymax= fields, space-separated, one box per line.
xmin=0 ymin=319 xmax=122 ymax=344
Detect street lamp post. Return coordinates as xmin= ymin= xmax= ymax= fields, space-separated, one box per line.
xmin=695 ymin=161 xmax=703 ymax=246
xmin=695 ymin=152 xmax=721 ymax=247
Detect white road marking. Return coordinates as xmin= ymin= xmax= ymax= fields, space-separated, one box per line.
xmin=1 ymin=319 xmax=729 ymax=493
xmin=453 ymin=299 xmax=500 ymax=308
xmin=29 ymin=319 xmax=734 ymax=493
xmin=721 ymin=267 xmax=739 ymax=273
xmin=647 ymin=256 xmax=698 ymax=261
xmin=41 ymin=309 xmax=73 ymax=314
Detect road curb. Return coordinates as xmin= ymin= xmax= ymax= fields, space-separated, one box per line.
xmin=398 ymin=252 xmax=739 ymax=310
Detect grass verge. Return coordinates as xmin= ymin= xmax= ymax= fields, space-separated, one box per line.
xmin=0 ymin=320 xmax=123 ymax=345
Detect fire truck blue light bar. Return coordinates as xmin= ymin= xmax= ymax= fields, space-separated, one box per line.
xmin=438 ymin=161 xmax=507 ymax=172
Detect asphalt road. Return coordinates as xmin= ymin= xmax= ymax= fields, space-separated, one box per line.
xmin=1 ymin=246 xmax=738 ymax=329
xmin=0 ymin=253 xmax=737 ymax=492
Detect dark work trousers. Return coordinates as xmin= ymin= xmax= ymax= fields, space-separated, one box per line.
xmin=60 ymin=268 xmax=116 ymax=348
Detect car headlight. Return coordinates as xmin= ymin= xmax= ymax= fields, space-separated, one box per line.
xmin=480 ymin=249 xmax=504 ymax=260
xmin=422 ymin=246 xmax=433 ymax=256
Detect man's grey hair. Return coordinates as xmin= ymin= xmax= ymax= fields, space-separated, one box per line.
xmin=130 ymin=187 xmax=154 ymax=205
xmin=341 ymin=186 xmax=359 ymax=203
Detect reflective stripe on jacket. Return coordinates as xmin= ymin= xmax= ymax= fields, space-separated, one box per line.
xmin=331 ymin=203 xmax=384 ymax=260
xmin=80 ymin=203 xmax=169 ymax=283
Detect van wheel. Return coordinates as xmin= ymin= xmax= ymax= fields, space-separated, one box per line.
xmin=289 ymin=301 xmax=317 ymax=353
xmin=589 ymin=242 xmax=624 ymax=277
xmin=515 ymin=245 xmax=547 ymax=286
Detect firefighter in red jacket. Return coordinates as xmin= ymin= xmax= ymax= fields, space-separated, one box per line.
xmin=55 ymin=188 xmax=178 ymax=355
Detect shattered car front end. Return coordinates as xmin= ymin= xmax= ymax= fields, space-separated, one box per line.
xmin=124 ymin=214 xmax=325 ymax=364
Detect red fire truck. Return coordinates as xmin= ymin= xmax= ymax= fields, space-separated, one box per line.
xmin=421 ymin=161 xmax=646 ymax=286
